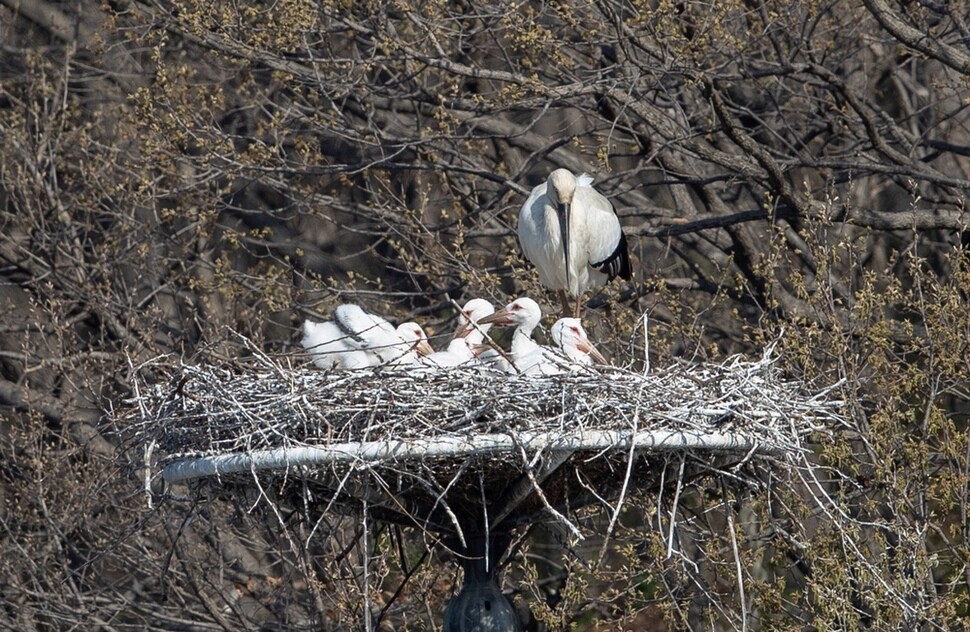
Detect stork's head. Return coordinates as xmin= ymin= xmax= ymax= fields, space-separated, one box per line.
xmin=397 ymin=322 xmax=434 ymax=357
xmin=477 ymin=297 xmax=542 ymax=330
xmin=455 ymin=298 xmax=495 ymax=338
xmin=547 ymin=169 xmax=577 ymax=207
xmin=551 ymin=317 xmax=608 ymax=365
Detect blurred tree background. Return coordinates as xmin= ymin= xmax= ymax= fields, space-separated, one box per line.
xmin=1 ymin=0 xmax=969 ymax=629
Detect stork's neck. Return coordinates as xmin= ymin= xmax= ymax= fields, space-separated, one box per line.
xmin=448 ymin=337 xmax=474 ymax=358
xmin=511 ymin=323 xmax=538 ymax=356
xmin=464 ymin=328 xmax=486 ymax=346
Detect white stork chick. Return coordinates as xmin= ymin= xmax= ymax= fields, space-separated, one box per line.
xmin=302 ymin=320 xmax=363 ymax=370
xmin=421 ymin=298 xmax=496 ymax=368
xmin=507 ymin=319 xmax=606 ymax=376
xmin=476 ymin=297 xmax=543 ymax=373
xmin=454 ymin=298 xmax=514 ymax=372
xmin=550 ymin=318 xmax=608 ymax=366
xmin=333 ymin=304 xmax=433 ymax=367
xmin=518 ymin=169 xmax=631 ymax=317
xmin=302 ymin=305 xmax=432 ymax=370
xmin=453 ymin=298 xmax=495 ymax=345
xmin=391 ymin=321 xmax=435 ymax=367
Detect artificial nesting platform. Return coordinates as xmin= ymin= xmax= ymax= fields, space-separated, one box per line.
xmin=127 ymin=346 xmax=841 ymax=541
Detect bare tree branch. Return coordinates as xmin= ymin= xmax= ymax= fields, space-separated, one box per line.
xmin=863 ymin=0 xmax=970 ymax=74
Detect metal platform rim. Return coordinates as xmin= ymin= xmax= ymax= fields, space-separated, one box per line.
xmin=160 ymin=427 xmax=790 ymax=483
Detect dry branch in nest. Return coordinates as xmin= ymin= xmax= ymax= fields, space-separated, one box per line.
xmin=123 ymin=343 xmax=843 ymax=543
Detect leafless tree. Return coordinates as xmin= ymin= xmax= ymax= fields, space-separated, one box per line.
xmin=1 ymin=0 xmax=968 ymax=628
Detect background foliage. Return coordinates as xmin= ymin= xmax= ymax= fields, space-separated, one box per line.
xmin=1 ymin=0 xmax=969 ymax=628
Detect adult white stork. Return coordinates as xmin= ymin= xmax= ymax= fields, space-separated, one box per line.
xmin=302 ymin=305 xmax=432 ymax=370
xmin=518 ymin=169 xmax=631 ymax=317
xmin=550 ymin=317 xmax=608 ymax=366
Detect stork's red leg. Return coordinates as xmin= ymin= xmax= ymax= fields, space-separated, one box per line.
xmin=558 ymin=290 xmax=572 ymax=317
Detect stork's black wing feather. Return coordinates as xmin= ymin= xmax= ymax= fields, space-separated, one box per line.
xmin=591 ymin=231 xmax=632 ymax=281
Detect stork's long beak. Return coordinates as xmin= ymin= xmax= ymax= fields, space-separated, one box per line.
xmin=457 ymin=321 xmax=491 ymax=339
xmin=557 ymin=202 xmax=571 ymax=291
xmin=477 ymin=308 xmax=513 ymax=327
xmin=578 ymin=339 xmax=608 ymax=365
xmin=471 ymin=343 xmax=492 ymax=357
xmin=415 ymin=340 xmax=435 ymax=357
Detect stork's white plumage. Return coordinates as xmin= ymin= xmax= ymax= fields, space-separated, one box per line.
xmin=422 ymin=337 xmax=477 ymax=368
xmin=422 ymin=298 xmax=496 ymax=368
xmin=302 ymin=320 xmax=367 ymax=370
xmin=302 ymin=305 xmax=432 ymax=370
xmin=507 ymin=345 xmax=561 ymax=375
xmin=476 ymin=297 xmax=543 ymax=373
xmin=453 ymin=298 xmax=495 ymax=344
xmin=518 ymin=169 xmax=631 ymax=316
xmin=550 ymin=317 xmax=608 ymax=366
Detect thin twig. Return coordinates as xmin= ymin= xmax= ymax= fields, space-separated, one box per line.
xmin=595 ymin=409 xmax=639 ymax=568
xmin=723 ymin=479 xmax=747 ymax=632
xmin=666 ymin=455 xmax=686 ymax=560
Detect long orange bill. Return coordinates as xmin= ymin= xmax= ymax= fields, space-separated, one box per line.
xmin=477 ymin=308 xmax=513 ymax=327
xmin=579 ymin=340 xmax=608 ymax=364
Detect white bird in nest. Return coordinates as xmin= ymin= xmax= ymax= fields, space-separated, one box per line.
xmin=302 ymin=304 xmax=432 ymax=370
xmin=550 ymin=317 xmax=608 ymax=366
xmin=518 ymin=168 xmax=632 ymax=317
xmin=507 ymin=317 xmax=607 ymax=376
xmin=478 ymin=298 xmax=609 ymax=375
xmin=421 ymin=298 xmax=496 ymax=368
xmin=476 ymin=297 xmax=543 ymax=373
xmin=457 ymin=298 xmax=513 ymax=372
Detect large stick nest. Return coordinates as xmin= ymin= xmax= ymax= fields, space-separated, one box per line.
xmin=124 ymin=345 xmax=843 ymax=537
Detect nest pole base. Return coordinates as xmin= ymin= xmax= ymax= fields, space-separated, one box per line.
xmin=443 ymin=532 xmax=523 ymax=632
